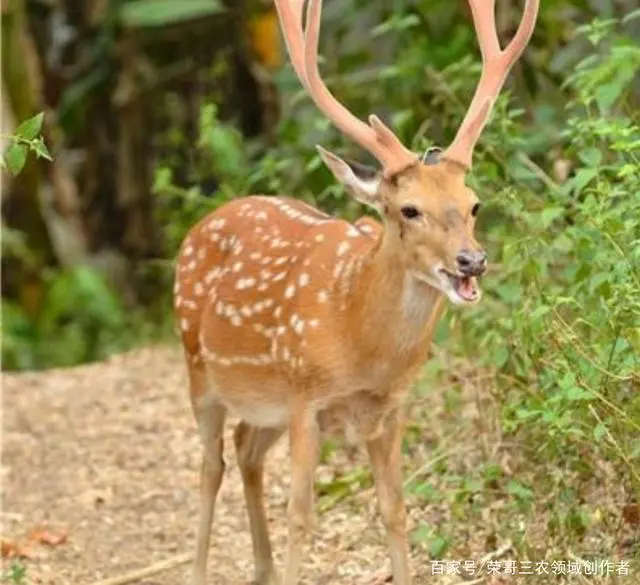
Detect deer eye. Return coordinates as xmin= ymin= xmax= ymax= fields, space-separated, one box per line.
xmin=471 ymin=203 xmax=481 ymax=217
xmin=400 ymin=205 xmax=421 ymax=220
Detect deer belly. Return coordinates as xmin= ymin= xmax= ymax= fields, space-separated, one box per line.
xmin=229 ymin=401 xmax=289 ymax=427
xmin=204 ymin=368 xmax=291 ymax=428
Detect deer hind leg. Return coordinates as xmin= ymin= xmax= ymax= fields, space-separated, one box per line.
xmin=283 ymin=408 xmax=320 ymax=585
xmin=189 ymin=363 xmax=227 ymax=585
xmin=234 ymin=422 xmax=285 ymax=585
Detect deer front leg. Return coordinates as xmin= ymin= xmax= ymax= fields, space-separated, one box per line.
xmin=283 ymin=407 xmax=320 ymax=585
xmin=366 ymin=409 xmax=411 ymax=585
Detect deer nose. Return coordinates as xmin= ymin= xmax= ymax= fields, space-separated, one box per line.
xmin=456 ymin=249 xmax=487 ymax=276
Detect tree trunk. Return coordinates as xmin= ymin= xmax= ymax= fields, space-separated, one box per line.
xmin=1 ymin=0 xmax=54 ymax=315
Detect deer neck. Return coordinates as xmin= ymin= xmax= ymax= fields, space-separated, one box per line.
xmin=347 ymin=227 xmax=445 ymax=354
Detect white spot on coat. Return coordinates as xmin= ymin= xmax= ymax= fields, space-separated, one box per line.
xmin=236 ymin=277 xmax=257 ymax=290
xmin=298 ymin=273 xmax=310 ymax=287
xmin=337 ymin=242 xmax=350 ymax=256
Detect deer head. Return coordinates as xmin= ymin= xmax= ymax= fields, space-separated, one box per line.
xmin=274 ymin=0 xmax=539 ymax=305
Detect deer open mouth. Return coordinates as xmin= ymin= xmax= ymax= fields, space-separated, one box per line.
xmin=440 ymin=269 xmax=480 ymax=303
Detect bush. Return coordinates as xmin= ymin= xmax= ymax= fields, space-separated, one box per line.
xmin=152 ymin=8 xmax=640 ymax=541
xmin=452 ymin=15 xmax=639 ymax=478
xmin=2 ymin=267 xmax=126 ymax=370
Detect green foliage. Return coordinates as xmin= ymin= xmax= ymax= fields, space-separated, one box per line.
xmin=119 ymin=0 xmax=225 ymax=29
xmin=152 ymin=101 xmax=252 ymax=256
xmin=152 ymin=7 xmax=639 ymax=553
xmin=411 ymin=522 xmax=452 ymax=559
xmin=450 ymin=16 xmax=639 ymax=487
xmin=197 ymin=104 xmax=248 ymax=191
xmin=1 ymin=113 xmax=52 ymax=176
xmin=2 ymin=267 xmax=146 ymax=370
xmin=1 ymin=563 xmax=26 ymax=585
xmin=6 ymin=0 xmax=639 ymax=498
xmin=2 ymin=0 xmax=638 ymax=565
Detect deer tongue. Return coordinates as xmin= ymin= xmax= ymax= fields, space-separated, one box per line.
xmin=457 ymin=276 xmax=477 ymax=301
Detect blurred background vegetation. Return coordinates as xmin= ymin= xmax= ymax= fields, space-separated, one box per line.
xmin=1 ymin=0 xmax=639 ymax=570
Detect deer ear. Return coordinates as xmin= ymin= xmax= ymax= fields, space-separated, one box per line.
xmin=316 ymin=145 xmax=381 ymax=210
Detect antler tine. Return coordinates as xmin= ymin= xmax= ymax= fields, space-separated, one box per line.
xmin=469 ymin=0 xmax=500 ymax=60
xmin=442 ymin=0 xmax=540 ymax=170
xmin=275 ymin=0 xmax=417 ymax=177
xmin=303 ymin=0 xmax=416 ymax=175
xmin=273 ymin=0 xmax=308 ymax=89
xmin=502 ymin=0 xmax=540 ymax=69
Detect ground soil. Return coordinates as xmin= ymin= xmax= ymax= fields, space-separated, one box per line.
xmin=5 ymin=345 xmax=636 ymax=585
xmin=2 ymin=345 xmax=436 ymax=585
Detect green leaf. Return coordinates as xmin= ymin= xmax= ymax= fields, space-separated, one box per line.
xmin=119 ymin=0 xmax=225 ymax=28
xmin=39 ymin=267 xmax=123 ymax=334
xmin=493 ymin=345 xmax=509 ymax=368
xmin=32 ymin=137 xmax=52 ymax=161
xmin=507 ymin=479 xmax=533 ymax=502
xmin=206 ymin=125 xmax=245 ymax=179
xmin=595 ymin=64 xmax=637 ymax=113
xmin=516 ymin=407 xmax=540 ymax=420
xmin=496 ymin=283 xmax=522 ymax=303
xmin=578 ymin=147 xmax=602 ymax=167
xmin=565 ymin=386 xmax=592 ymax=401
xmin=410 ymin=522 xmax=431 ymax=544
xmin=483 ymin=463 xmax=504 ymax=482
xmin=540 ymin=207 xmax=565 ymax=229
xmin=4 ymin=142 xmax=27 ymax=176
xmin=15 ymin=112 xmax=44 ymax=140
xmin=429 ymin=534 xmax=451 ymax=558
xmin=5 ymin=562 xmax=27 ymax=584
xmin=622 ymin=8 xmax=640 ymax=23
xmin=407 ymin=481 xmax=440 ymax=502
xmin=153 ymin=167 xmax=173 ymax=193
xmin=567 ymin=168 xmax=598 ymax=195
xmin=618 ymin=164 xmax=639 ymax=178
xmin=371 ymin=14 xmax=420 ymax=37
xmin=305 ymin=155 xmax=323 ymax=174
xmin=593 ymin=423 xmax=607 ymax=442
xmin=529 ymin=305 xmax=550 ymax=320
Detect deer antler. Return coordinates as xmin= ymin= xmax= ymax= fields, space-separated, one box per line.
xmin=275 ymin=0 xmax=538 ymax=174
xmin=441 ymin=0 xmax=540 ymax=169
xmin=274 ymin=0 xmax=418 ymax=178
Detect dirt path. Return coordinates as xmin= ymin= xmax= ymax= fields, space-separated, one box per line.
xmin=3 ymin=346 xmax=434 ymax=585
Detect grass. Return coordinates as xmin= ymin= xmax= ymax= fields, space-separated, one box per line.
xmin=315 ymin=347 xmax=640 ymax=584
xmin=1 ymin=563 xmax=27 ymax=585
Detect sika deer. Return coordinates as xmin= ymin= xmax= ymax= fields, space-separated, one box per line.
xmin=174 ymin=1 xmax=539 ymax=583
